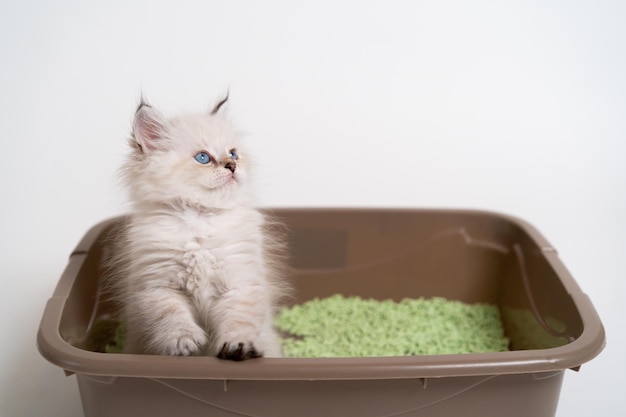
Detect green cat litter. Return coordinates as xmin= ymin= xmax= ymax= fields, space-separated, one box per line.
xmin=275 ymin=295 xmax=510 ymax=357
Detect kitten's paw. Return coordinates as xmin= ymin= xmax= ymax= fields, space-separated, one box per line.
xmin=160 ymin=329 xmax=208 ymax=356
xmin=217 ymin=342 xmax=262 ymax=361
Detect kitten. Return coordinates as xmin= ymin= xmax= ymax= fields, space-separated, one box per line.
xmin=113 ymin=94 xmax=287 ymax=360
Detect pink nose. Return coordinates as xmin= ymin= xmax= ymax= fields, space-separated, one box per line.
xmin=225 ymin=162 xmax=236 ymax=173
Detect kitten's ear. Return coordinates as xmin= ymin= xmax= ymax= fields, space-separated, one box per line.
xmin=132 ymin=99 xmax=168 ymax=152
xmin=210 ymin=91 xmax=230 ymax=115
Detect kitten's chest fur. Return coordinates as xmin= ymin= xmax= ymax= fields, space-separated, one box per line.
xmin=128 ymin=207 xmax=264 ymax=293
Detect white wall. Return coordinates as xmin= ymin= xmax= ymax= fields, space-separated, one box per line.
xmin=1 ymin=1 xmax=624 ymax=416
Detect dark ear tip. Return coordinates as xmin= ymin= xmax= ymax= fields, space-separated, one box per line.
xmin=136 ymin=95 xmax=152 ymax=113
xmin=211 ymin=91 xmax=230 ymax=115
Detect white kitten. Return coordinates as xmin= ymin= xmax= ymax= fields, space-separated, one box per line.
xmin=114 ymin=95 xmax=287 ymax=360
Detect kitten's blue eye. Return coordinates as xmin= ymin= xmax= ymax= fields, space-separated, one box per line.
xmin=229 ymin=149 xmax=238 ymax=160
xmin=194 ymin=152 xmax=211 ymax=164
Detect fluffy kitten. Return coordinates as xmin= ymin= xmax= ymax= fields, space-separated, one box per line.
xmin=114 ymin=94 xmax=286 ymax=360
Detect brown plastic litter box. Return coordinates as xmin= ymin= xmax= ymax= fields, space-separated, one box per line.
xmin=38 ymin=208 xmax=605 ymax=417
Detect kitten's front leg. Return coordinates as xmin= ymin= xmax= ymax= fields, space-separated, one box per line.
xmin=211 ymin=268 xmax=278 ymax=360
xmin=129 ymin=287 xmax=208 ymax=356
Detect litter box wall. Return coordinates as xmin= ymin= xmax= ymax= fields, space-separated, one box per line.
xmin=75 ymin=373 xmax=565 ymax=417
xmin=38 ymin=209 xmax=605 ymax=417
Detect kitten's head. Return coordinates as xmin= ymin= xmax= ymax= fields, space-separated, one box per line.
xmin=123 ymin=94 xmax=253 ymax=210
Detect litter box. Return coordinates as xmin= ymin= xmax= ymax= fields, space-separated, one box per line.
xmin=37 ymin=209 xmax=605 ymax=417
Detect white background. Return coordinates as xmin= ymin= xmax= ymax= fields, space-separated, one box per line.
xmin=1 ymin=1 xmax=624 ymax=416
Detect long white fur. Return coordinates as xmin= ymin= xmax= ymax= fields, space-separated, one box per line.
xmin=114 ymin=98 xmax=286 ymax=358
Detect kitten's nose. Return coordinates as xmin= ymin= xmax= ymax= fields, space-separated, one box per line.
xmin=224 ymin=161 xmax=236 ymax=173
